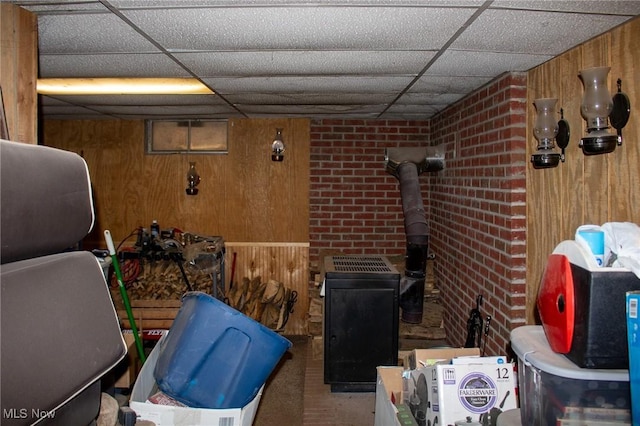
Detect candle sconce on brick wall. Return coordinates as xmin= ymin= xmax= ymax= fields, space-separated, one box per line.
xmin=531 ymin=98 xmax=570 ymax=169
xmin=578 ymin=67 xmax=630 ymax=155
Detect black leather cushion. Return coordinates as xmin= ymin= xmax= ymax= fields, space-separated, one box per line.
xmin=0 ymin=140 xmax=94 ymax=264
xmin=0 ymin=140 xmax=125 ymax=425
xmin=1 ymin=252 xmax=126 ymax=425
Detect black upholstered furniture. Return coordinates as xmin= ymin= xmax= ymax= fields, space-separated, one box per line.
xmin=1 ymin=140 xmax=126 ymax=425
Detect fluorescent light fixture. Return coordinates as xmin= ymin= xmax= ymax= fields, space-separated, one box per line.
xmin=37 ymin=78 xmax=213 ymax=95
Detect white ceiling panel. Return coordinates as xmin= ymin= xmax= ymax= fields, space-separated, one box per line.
xmin=39 ymin=104 xmax=114 ymax=118
xmin=13 ymin=1 xmax=106 ymax=13
xmin=409 ymin=75 xmax=494 ymax=95
xmin=493 ymin=0 xmax=640 ymax=15
xmin=121 ymin=6 xmax=477 ymax=51
xmin=173 ymin=51 xmax=437 ymax=77
xmin=91 ymin=105 xmax=239 ymax=116
xmin=238 ymin=103 xmax=387 ymax=116
xmin=109 ymin=0 xmax=486 ymax=7
xmin=225 ymin=93 xmax=396 ymax=105
xmin=396 ymin=92 xmax=466 ymax=105
xmin=37 ymin=13 xmax=159 ymax=54
xmin=452 ymin=9 xmax=634 ymax=55
xmin=39 ymin=53 xmax=191 ymax=78
xmin=426 ymin=50 xmax=553 ymax=77
xmin=202 ymin=76 xmax=416 ymax=94
xmin=6 ymin=0 xmax=639 ymax=120
xmin=382 ymin=103 xmax=443 ymax=118
xmin=41 ymin=94 xmax=223 ymax=106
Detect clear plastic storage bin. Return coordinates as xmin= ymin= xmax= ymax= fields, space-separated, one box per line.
xmin=510 ymin=326 xmax=631 ymax=425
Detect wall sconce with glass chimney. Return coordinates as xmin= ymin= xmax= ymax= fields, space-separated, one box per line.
xmin=271 ymin=128 xmax=285 ymax=162
xmin=578 ymin=66 xmax=630 ymax=155
xmin=186 ymin=161 xmax=201 ymax=195
xmin=531 ymin=98 xmax=570 ymax=169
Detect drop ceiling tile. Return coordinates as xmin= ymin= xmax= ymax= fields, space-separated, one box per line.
xmin=225 ymin=93 xmax=395 ymax=105
xmin=384 ymin=112 xmax=436 ymax=120
xmin=40 ymin=95 xmax=238 ymax=119
xmin=37 ymin=13 xmax=160 ymax=54
xmin=426 ymin=50 xmax=552 ymax=77
xmin=239 ymin=104 xmax=386 ymax=117
xmin=174 ymin=51 xmax=437 ymax=77
xmin=39 ymin=104 xmax=112 ymax=120
xmin=409 ymin=75 xmax=494 ymax=95
xmin=492 ymin=0 xmax=640 ymax=15
xmin=396 ymin=92 xmax=465 ymax=105
xmin=203 ymin=76 xmax=414 ymax=94
xmin=42 ymin=94 xmax=223 ymax=106
xmin=121 ymin=6 xmax=477 ymax=51
xmin=452 ymin=9 xmax=633 ymax=55
xmin=40 ymin=96 xmax=72 ymax=107
xmin=13 ymin=1 xmax=106 ymax=13
xmin=383 ymin=103 xmax=442 ymax=115
xmin=39 ymin=53 xmax=191 ymax=78
xmin=111 ymin=0 xmax=485 ymax=7
xmin=8 ymin=0 xmax=639 ymax=120
xmin=90 ymin=104 xmax=241 ymax=118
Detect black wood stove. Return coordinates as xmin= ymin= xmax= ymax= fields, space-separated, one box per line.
xmin=322 ymin=255 xmax=400 ymax=392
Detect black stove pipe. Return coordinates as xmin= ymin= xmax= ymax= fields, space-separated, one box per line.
xmin=385 ymin=147 xmax=444 ymax=324
xmin=397 ymin=162 xmax=429 ymax=323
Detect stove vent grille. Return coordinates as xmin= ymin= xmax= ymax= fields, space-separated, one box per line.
xmin=325 ymin=255 xmax=396 ymax=273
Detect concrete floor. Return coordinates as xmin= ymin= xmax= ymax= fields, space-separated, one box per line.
xmin=301 ymin=344 xmax=376 ymax=426
xmin=301 ymin=338 xmax=449 ymax=426
xmin=252 ymin=335 xmax=376 ymax=426
xmin=253 ymin=336 xmax=449 ymax=426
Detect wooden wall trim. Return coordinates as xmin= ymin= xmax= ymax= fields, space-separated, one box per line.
xmin=227 ymin=242 xmax=310 ymax=247
xmin=0 ymin=4 xmax=37 ymax=144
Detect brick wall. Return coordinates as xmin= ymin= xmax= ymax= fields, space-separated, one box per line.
xmin=309 ymin=72 xmax=528 ymax=356
xmin=429 ymin=73 xmax=528 ymax=356
xmin=309 ymin=119 xmax=430 ymax=268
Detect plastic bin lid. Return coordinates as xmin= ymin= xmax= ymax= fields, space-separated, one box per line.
xmin=537 ymin=253 xmax=575 ymax=354
xmin=510 ymin=325 xmax=629 ymax=381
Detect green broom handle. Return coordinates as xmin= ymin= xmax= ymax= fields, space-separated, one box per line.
xmin=105 ymin=230 xmax=146 ymax=364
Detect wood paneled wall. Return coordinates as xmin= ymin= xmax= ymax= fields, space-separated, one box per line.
xmin=0 ymin=4 xmax=37 ymax=144
xmin=42 ymin=118 xmax=310 ymax=245
xmin=43 ymin=118 xmax=311 ymax=334
xmin=526 ymin=17 xmax=640 ymax=323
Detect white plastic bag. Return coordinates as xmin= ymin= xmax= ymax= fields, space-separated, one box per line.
xmin=601 ymin=222 xmax=640 ymax=278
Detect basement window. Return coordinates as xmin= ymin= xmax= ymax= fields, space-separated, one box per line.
xmin=145 ymin=119 xmax=228 ymax=154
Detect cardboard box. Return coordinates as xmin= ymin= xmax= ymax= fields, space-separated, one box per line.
xmin=375 ymin=347 xmax=481 ymax=426
xmin=374 ymin=366 xmax=405 ymax=426
xmin=129 ymin=333 xmax=262 ymax=426
xmin=415 ymin=359 xmax=518 ymax=426
xmin=407 ymin=347 xmax=480 ymax=370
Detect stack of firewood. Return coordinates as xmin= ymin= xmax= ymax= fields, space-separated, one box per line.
xmin=226 ymin=276 xmax=294 ymax=331
xmin=121 ymin=259 xmax=213 ymax=300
